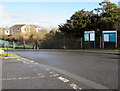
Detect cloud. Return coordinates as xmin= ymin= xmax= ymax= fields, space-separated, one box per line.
xmin=0 ymin=4 xmax=54 ymax=28
xmin=0 ymin=4 xmax=22 ymax=27
xmin=0 ymin=5 xmax=12 ymax=27
xmin=0 ymin=5 xmax=24 ymax=27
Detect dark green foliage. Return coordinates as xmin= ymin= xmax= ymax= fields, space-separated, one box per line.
xmin=40 ymin=33 xmax=81 ymax=49
xmin=59 ymin=10 xmax=92 ymax=38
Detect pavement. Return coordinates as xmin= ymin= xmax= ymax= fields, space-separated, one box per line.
xmin=79 ymin=49 xmax=119 ymax=55
xmin=6 ymin=49 xmax=120 ymax=55
xmin=2 ymin=58 xmax=90 ymax=90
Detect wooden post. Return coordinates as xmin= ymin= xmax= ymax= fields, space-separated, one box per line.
xmin=115 ymin=31 xmax=117 ymax=48
xmin=100 ymin=36 xmax=102 ymax=48
xmin=81 ymin=37 xmax=83 ymax=49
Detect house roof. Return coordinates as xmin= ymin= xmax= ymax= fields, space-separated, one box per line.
xmin=30 ymin=24 xmax=42 ymax=28
xmin=10 ymin=24 xmax=25 ymax=28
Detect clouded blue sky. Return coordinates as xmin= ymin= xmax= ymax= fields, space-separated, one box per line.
xmin=0 ymin=0 xmax=119 ymax=29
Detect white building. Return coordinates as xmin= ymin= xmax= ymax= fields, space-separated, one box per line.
xmin=4 ymin=27 xmax=10 ymax=35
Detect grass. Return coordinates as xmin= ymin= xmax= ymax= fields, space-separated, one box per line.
xmin=0 ymin=48 xmax=13 ymax=50
xmin=0 ymin=52 xmax=19 ymax=57
xmin=0 ymin=48 xmax=20 ymax=58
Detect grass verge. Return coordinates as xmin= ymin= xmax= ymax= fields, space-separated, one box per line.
xmin=0 ymin=48 xmax=20 ymax=59
xmin=0 ymin=52 xmax=19 ymax=57
xmin=0 ymin=48 xmax=13 ymax=50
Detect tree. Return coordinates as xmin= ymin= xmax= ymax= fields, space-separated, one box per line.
xmin=59 ymin=10 xmax=92 ymax=37
xmin=114 ymin=19 xmax=120 ymax=48
xmin=59 ymin=10 xmax=93 ymax=48
xmin=13 ymin=32 xmax=30 ymax=49
xmin=29 ymin=29 xmax=47 ymax=49
xmin=94 ymin=2 xmax=120 ymax=30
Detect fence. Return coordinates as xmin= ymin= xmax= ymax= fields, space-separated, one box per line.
xmin=40 ymin=37 xmax=82 ymax=49
xmin=0 ymin=40 xmax=33 ymax=49
xmin=0 ymin=30 xmax=119 ymax=49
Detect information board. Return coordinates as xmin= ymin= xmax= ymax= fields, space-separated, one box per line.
xmin=103 ymin=31 xmax=116 ymax=42
xmin=84 ymin=33 xmax=89 ymax=41
xmin=104 ymin=34 xmax=109 ymax=42
xmin=90 ymin=33 xmax=95 ymax=41
xmin=84 ymin=31 xmax=95 ymax=41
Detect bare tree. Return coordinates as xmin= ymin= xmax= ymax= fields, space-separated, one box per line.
xmin=29 ymin=29 xmax=47 ymax=49
xmin=19 ymin=32 xmax=30 ymax=49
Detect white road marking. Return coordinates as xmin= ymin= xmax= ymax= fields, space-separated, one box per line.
xmin=34 ymin=62 xmax=108 ymax=89
xmin=57 ymin=76 xmax=69 ymax=83
xmin=34 ymin=62 xmax=39 ymax=64
xmin=17 ymin=59 xmax=20 ymax=60
xmin=27 ymin=77 xmax=32 ymax=79
xmin=79 ymin=88 xmax=82 ymax=90
xmin=21 ymin=58 xmax=27 ymax=60
xmin=26 ymin=77 xmax=31 ymax=79
xmin=70 ymin=83 xmax=78 ymax=89
xmin=23 ymin=62 xmax=26 ymax=64
xmin=30 ymin=61 xmax=34 ymax=63
xmin=23 ymin=77 xmax=27 ymax=79
xmin=70 ymin=83 xmax=82 ymax=90
xmin=16 ymin=58 xmax=82 ymax=90
xmin=50 ymin=71 xmax=54 ymax=74
xmin=53 ymin=74 xmax=59 ymax=77
xmin=18 ymin=78 xmax=23 ymax=80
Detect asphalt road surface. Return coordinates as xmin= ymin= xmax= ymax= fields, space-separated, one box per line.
xmin=2 ymin=49 xmax=118 ymax=89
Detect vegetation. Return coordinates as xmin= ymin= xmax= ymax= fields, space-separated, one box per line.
xmin=0 ymin=1 xmax=120 ymax=49
xmin=1 ymin=28 xmax=47 ymax=49
xmin=0 ymin=48 xmax=13 ymax=50
xmin=0 ymin=52 xmax=19 ymax=57
xmin=0 ymin=48 xmax=19 ymax=58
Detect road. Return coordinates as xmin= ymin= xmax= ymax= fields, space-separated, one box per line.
xmin=2 ymin=49 xmax=118 ymax=89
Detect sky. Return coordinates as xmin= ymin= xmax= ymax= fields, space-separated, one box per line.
xmin=0 ymin=0 xmax=119 ymax=29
